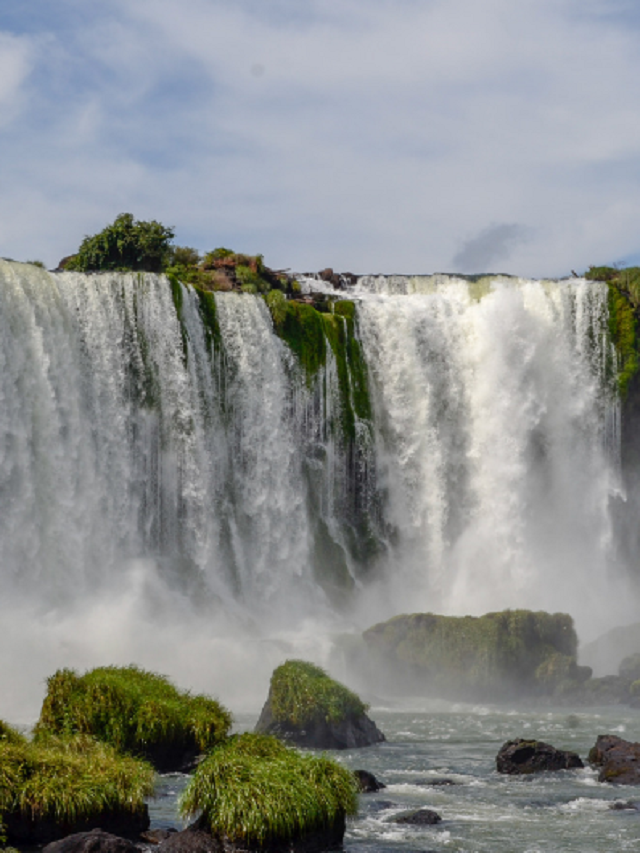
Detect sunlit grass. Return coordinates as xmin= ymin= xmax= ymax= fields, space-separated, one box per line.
xmin=179 ymin=733 xmax=358 ymax=847
xmin=34 ymin=665 xmax=232 ymax=762
xmin=269 ymin=660 xmax=368 ymax=727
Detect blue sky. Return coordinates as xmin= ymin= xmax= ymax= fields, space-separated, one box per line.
xmin=2 ymin=0 xmax=640 ymax=275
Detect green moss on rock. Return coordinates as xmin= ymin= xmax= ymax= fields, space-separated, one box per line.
xmin=363 ymin=610 xmax=581 ymax=698
xmin=34 ymin=665 xmax=232 ymax=771
xmin=267 ymin=660 xmax=367 ymax=728
xmin=178 ymin=733 xmax=357 ymax=848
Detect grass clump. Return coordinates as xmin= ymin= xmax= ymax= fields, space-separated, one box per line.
xmin=269 ymin=661 xmax=368 ymax=728
xmin=0 ymin=734 xmax=154 ymax=830
xmin=35 ymin=666 xmax=231 ymax=769
xmin=179 ymin=733 xmax=357 ymax=847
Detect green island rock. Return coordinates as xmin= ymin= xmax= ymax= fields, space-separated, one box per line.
xmin=178 ymin=733 xmax=358 ymax=851
xmin=34 ymin=665 xmax=232 ymax=771
xmin=0 ymin=726 xmax=154 ymax=846
xmin=362 ymin=610 xmax=592 ymax=700
xmin=255 ymin=660 xmax=385 ymax=749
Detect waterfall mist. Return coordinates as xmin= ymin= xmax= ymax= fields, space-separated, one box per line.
xmin=0 ymin=260 xmax=636 ymax=720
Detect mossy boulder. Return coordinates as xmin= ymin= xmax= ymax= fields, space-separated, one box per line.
xmin=178 ymin=733 xmax=358 ymax=852
xmin=496 ymin=739 xmax=583 ymax=774
xmin=362 ymin=610 xmax=587 ymax=700
xmin=0 ymin=732 xmax=154 ymax=846
xmin=35 ymin=665 xmax=232 ymax=771
xmin=255 ymin=660 xmax=384 ymax=749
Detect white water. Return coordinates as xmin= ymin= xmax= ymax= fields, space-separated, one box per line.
xmin=0 ymin=261 xmax=634 ymax=721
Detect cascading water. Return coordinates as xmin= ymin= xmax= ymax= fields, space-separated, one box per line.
xmin=0 ymin=260 xmax=634 ymax=719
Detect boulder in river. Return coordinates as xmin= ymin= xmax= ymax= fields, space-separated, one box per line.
xmin=496 ymin=739 xmax=583 ymax=774
xmin=589 ymin=734 xmax=640 ymax=784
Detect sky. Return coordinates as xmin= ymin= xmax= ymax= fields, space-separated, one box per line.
xmin=1 ymin=0 xmax=640 ymax=276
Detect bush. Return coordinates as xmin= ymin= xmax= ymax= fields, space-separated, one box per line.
xmin=34 ymin=665 xmax=232 ymax=770
xmin=268 ymin=660 xmax=368 ymax=728
xmin=0 ymin=734 xmax=154 ymax=842
xmin=65 ymin=213 xmax=175 ymax=272
xmin=179 ymin=733 xmax=358 ymax=847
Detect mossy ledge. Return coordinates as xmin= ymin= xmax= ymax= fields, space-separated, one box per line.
xmin=179 ymin=733 xmax=358 ymax=850
xmin=34 ymin=665 xmax=232 ymax=772
xmin=255 ymin=660 xmax=385 ymax=749
xmin=362 ymin=610 xmax=592 ymax=700
xmin=0 ymin=728 xmax=154 ymax=846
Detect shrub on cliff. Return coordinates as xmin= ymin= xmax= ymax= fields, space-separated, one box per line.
xmin=65 ymin=213 xmax=175 ymax=273
xmin=34 ymin=665 xmax=232 ymax=771
xmin=179 ymin=733 xmax=358 ymax=849
xmin=0 ymin=733 xmax=154 ymax=845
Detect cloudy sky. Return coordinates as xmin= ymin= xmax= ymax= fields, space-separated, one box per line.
xmin=1 ymin=0 xmax=640 ymax=276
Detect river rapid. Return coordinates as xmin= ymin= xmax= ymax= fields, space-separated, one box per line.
xmin=150 ymin=703 xmax=640 ymax=853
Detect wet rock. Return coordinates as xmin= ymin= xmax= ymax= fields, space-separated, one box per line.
xmin=156 ymin=828 xmax=221 ymax=853
xmin=42 ymin=829 xmax=139 ymax=853
xmin=609 ymin=800 xmax=640 ymax=810
xmin=5 ymin=806 xmax=149 ymax=846
xmin=589 ymin=734 xmax=640 ymax=784
xmin=390 ymin=808 xmax=442 ymax=826
xmin=496 ymin=739 xmax=583 ymax=774
xmin=354 ymin=769 xmax=386 ymax=792
xmin=140 ymin=829 xmax=178 ymax=845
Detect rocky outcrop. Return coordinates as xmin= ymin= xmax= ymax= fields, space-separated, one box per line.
xmin=363 ymin=610 xmax=589 ymax=700
xmin=496 ymin=739 xmax=583 ymax=774
xmin=42 ymin=829 xmax=140 ymax=853
xmin=255 ymin=660 xmax=385 ymax=750
xmin=589 ymin=734 xmax=640 ymax=784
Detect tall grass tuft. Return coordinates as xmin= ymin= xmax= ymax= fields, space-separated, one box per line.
xmin=179 ymin=733 xmax=358 ymax=847
xmin=269 ymin=660 xmax=368 ymax=727
xmin=35 ymin=665 xmax=232 ymax=767
xmin=0 ymin=734 xmax=154 ymax=827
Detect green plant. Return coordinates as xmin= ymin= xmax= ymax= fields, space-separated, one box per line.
xmin=0 ymin=735 xmax=154 ymax=827
xmin=35 ymin=665 xmax=231 ymax=766
xmin=269 ymin=660 xmax=367 ymax=728
xmin=179 ymin=733 xmax=357 ymax=847
xmin=65 ymin=213 xmax=175 ymax=272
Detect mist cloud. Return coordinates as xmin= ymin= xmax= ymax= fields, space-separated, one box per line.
xmin=453 ymin=223 xmax=532 ymax=273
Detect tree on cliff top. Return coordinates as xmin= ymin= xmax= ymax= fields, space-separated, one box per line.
xmin=65 ymin=213 xmax=175 ymax=272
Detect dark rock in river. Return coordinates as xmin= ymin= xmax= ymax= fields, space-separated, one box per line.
xmin=354 ymin=769 xmax=386 ymax=792
xmin=589 ymin=734 xmax=640 ymax=784
xmin=496 ymin=739 xmax=583 ymax=774
xmin=390 ymin=808 xmax=442 ymax=826
xmin=42 ymin=829 xmax=139 ymax=853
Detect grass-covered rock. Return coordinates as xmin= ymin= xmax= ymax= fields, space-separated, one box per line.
xmin=255 ymin=660 xmax=384 ymax=749
xmin=179 ymin=733 xmax=358 ymax=851
xmin=0 ymin=730 xmax=154 ymax=845
xmin=35 ymin=665 xmax=232 ymax=771
xmin=362 ymin=610 xmax=591 ymax=700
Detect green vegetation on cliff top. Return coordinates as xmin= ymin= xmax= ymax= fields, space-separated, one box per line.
xmin=35 ymin=665 xmax=231 ymax=765
xmin=0 ymin=731 xmax=154 ymax=831
xmin=585 ymin=265 xmax=640 ymax=396
xmin=268 ymin=660 xmax=368 ymax=728
xmin=179 ymin=732 xmax=358 ymax=847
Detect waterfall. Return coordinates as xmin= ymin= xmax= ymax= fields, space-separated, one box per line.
xmin=0 ymin=260 xmax=632 ymax=718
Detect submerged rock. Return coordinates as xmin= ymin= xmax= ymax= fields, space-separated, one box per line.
xmin=255 ymin=660 xmax=385 ymax=749
xmin=589 ymin=734 xmax=640 ymax=784
xmin=390 ymin=808 xmax=442 ymax=826
xmin=354 ymin=769 xmax=386 ymax=792
xmin=496 ymin=739 xmax=583 ymax=774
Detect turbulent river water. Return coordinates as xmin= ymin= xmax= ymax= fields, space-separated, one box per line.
xmin=151 ymin=704 xmax=640 ymax=853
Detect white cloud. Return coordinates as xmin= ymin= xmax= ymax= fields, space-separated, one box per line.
xmin=0 ymin=32 xmax=35 ymax=125
xmin=1 ymin=0 xmax=640 ymax=273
